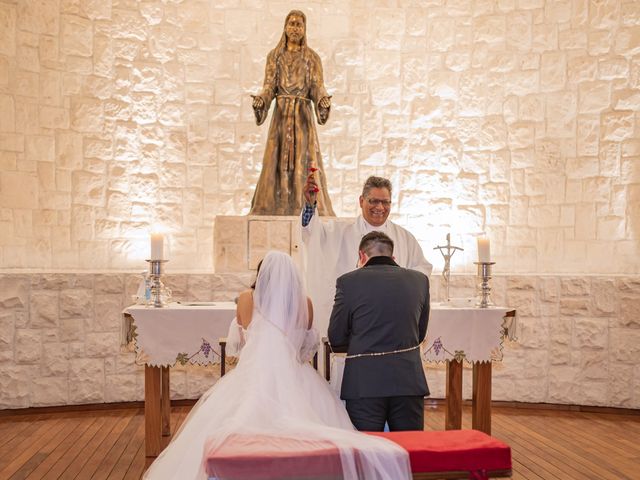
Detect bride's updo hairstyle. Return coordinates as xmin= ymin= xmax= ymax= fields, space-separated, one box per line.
xmin=253 ymin=251 xmax=308 ymax=355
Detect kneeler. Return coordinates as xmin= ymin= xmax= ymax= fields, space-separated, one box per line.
xmin=205 ymin=429 xmax=512 ymax=480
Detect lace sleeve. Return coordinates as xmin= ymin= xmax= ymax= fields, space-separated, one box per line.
xmin=225 ymin=317 xmax=246 ymax=357
xmin=299 ymin=327 xmax=320 ymax=363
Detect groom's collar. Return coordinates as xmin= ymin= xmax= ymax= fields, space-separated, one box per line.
xmin=363 ymin=256 xmax=398 ymax=268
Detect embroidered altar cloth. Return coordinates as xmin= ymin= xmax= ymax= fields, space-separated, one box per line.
xmin=123 ymin=303 xmax=236 ymax=367
xmin=422 ymin=305 xmax=512 ymax=363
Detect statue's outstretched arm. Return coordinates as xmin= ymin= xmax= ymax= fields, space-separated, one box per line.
xmin=252 ymin=50 xmax=277 ymax=126
xmin=309 ymin=51 xmax=330 ymax=125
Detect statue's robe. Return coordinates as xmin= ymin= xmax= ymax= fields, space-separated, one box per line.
xmin=251 ymin=48 xmax=334 ymax=216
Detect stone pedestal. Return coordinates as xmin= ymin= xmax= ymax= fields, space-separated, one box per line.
xmin=214 ymin=215 xmax=302 ymax=273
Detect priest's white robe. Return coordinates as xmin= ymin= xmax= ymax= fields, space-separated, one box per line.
xmin=301 ymin=213 xmax=433 ymax=344
xmin=301 ymin=213 xmax=432 ymax=392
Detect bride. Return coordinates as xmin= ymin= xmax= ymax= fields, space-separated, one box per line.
xmin=143 ymin=250 xmax=411 ymax=479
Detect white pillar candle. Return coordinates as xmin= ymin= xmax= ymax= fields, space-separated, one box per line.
xmin=477 ymin=235 xmax=490 ymax=263
xmin=150 ymin=232 xmax=164 ymax=260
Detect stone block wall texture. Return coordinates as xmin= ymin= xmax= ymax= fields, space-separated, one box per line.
xmin=0 ymin=0 xmax=638 ymax=273
xmin=0 ymin=271 xmax=254 ymax=409
xmin=0 ymin=1 xmax=639 ymax=409
xmin=1 ymin=272 xmax=638 ymax=409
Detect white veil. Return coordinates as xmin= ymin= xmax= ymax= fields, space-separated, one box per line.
xmin=253 ymin=251 xmax=309 ymax=359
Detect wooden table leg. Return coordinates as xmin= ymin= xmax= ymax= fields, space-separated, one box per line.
xmin=324 ymin=340 xmax=331 ymax=381
xmin=472 ymin=361 xmax=492 ymax=434
xmin=445 ymin=359 xmax=463 ymax=430
xmin=161 ymin=366 xmax=171 ymax=436
xmin=220 ymin=340 xmax=226 ymax=377
xmin=145 ymin=365 xmax=162 ymax=457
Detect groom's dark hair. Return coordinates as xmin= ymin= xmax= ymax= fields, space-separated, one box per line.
xmin=359 ymin=231 xmax=394 ymax=257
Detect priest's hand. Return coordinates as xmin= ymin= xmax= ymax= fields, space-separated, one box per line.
xmin=304 ymin=171 xmax=319 ymax=205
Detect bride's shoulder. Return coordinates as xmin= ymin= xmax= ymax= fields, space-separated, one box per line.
xmin=237 ymin=290 xmax=254 ymax=328
xmin=238 ymin=289 xmax=253 ymax=302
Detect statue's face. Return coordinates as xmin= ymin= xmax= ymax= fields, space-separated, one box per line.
xmin=285 ymin=14 xmax=305 ymax=44
xmin=359 ymin=187 xmax=391 ymax=227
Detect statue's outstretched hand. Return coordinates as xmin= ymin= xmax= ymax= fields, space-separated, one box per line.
xmin=251 ymin=95 xmax=265 ymax=110
xmin=304 ymin=169 xmax=319 ymax=205
xmin=319 ymin=96 xmax=331 ymax=109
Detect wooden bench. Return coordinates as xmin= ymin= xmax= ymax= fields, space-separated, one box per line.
xmin=370 ymin=430 xmax=512 ymax=479
xmin=205 ymin=429 xmax=512 ymax=479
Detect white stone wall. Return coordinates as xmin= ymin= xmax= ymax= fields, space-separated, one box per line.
xmin=1 ymin=272 xmax=638 ymax=409
xmin=214 ymin=215 xmax=302 ymax=272
xmin=0 ymin=0 xmax=638 ymax=273
xmin=0 ymin=271 xmax=254 ymax=408
xmin=434 ymin=274 xmax=640 ymax=408
xmin=0 ymin=1 xmax=639 ymax=409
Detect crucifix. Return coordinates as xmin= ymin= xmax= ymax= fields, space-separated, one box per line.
xmin=433 ymin=233 xmax=464 ymax=302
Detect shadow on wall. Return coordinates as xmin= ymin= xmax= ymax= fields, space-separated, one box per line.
xmin=629 ymin=186 xmax=640 ymax=241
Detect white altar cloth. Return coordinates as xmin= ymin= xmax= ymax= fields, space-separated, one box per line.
xmin=422 ymin=304 xmax=511 ymax=363
xmin=123 ymin=302 xmax=236 ymax=367
xmin=328 ymin=304 xmax=513 ymax=394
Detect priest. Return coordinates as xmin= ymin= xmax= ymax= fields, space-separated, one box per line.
xmin=301 ymin=174 xmax=432 ymax=381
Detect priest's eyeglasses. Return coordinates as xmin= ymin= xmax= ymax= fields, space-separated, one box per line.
xmin=366 ymin=198 xmax=391 ymax=207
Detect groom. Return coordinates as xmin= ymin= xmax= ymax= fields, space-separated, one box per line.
xmin=328 ymin=231 xmax=430 ymax=431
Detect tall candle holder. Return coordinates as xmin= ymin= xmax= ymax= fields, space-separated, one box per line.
xmin=146 ymin=259 xmax=168 ymax=308
xmin=474 ymin=261 xmax=495 ymax=308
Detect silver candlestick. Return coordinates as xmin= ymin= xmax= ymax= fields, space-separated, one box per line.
xmin=474 ymin=261 xmax=495 ymax=308
xmin=146 ymin=259 xmax=168 ymax=308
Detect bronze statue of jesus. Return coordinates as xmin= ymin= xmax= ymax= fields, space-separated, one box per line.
xmin=249 ymin=10 xmax=335 ymax=216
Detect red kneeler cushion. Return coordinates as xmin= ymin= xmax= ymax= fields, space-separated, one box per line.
xmin=206 ymin=430 xmax=511 ymax=479
xmin=367 ymin=430 xmax=512 ymax=474
xmin=206 ymin=434 xmax=343 ymax=479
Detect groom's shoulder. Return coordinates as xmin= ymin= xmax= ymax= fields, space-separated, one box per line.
xmin=404 ymin=265 xmax=428 ymax=279
xmin=337 ymin=262 xmax=391 ymax=284
xmin=337 ymin=268 xmax=361 ymax=284
xmin=398 ymin=265 xmax=429 ymax=283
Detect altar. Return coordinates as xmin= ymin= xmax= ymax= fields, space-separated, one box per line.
xmin=123 ymin=302 xmax=236 ymax=457
xmin=324 ymin=304 xmax=516 ymax=436
xmin=124 ymin=300 xmax=515 ymax=457
xmin=423 ymin=304 xmax=515 ymax=434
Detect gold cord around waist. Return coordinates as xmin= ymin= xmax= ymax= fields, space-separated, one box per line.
xmin=345 ymin=344 xmax=421 ymax=359
xmin=276 ymin=94 xmax=311 ymax=102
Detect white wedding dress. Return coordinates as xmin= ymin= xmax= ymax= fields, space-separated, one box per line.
xmin=143 ymin=251 xmax=411 ymax=480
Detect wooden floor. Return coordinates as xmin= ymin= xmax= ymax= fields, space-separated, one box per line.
xmin=0 ymin=402 xmax=638 ymax=479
